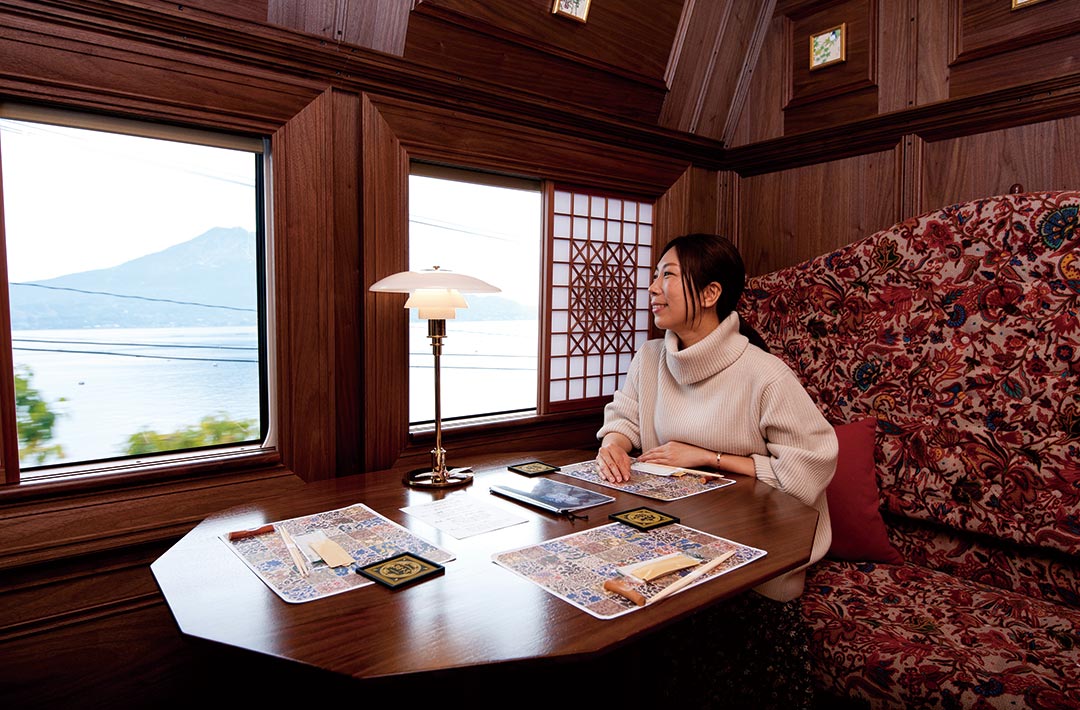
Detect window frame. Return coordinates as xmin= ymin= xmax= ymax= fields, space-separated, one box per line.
xmin=0 ymin=104 xmax=276 ymax=486
xmin=400 ymin=163 xmax=659 ymax=455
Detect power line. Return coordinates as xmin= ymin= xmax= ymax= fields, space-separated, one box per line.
xmin=9 ymin=282 xmax=256 ymax=312
xmin=13 ymin=337 xmax=257 ymax=351
xmin=12 ymin=346 xmax=257 ymax=363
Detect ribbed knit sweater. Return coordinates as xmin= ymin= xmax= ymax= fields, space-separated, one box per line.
xmin=597 ymin=311 xmax=838 ymax=601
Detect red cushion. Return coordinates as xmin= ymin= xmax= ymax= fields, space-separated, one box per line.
xmin=827 ymin=418 xmax=903 ymax=563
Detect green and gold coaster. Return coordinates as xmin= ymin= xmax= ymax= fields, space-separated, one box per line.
xmin=356 ymin=553 xmax=445 ymax=589
xmin=508 ymin=461 xmax=561 ymax=476
xmin=609 ymin=507 xmax=680 ymax=531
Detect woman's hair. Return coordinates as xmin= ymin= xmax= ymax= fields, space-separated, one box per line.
xmin=660 ymin=233 xmax=770 ymax=351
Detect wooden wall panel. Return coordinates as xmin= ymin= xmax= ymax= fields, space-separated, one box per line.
xmin=273 ymin=89 xmax=365 ymax=480
xmin=738 ymin=147 xmax=899 ymax=276
xmin=360 ymin=96 xmax=410 ymax=472
xmin=915 ymin=0 xmax=950 ymax=105
xmin=403 ymin=7 xmax=667 ymax=124
xmin=920 ymin=115 xmax=1080 ymax=209
xmin=954 ymin=0 xmax=1080 ymax=63
xmin=654 ymin=165 xmax=723 ymax=246
xmin=267 ymin=0 xmax=412 ymax=54
xmin=660 ymin=0 xmax=774 ymax=142
xmin=728 ymin=13 xmax=788 ymax=148
xmin=371 ymin=97 xmax=690 ymax=197
xmin=783 ymin=0 xmax=879 ymax=134
xmin=416 ymin=0 xmax=684 ymax=82
xmin=877 ymin=0 xmax=915 ymax=114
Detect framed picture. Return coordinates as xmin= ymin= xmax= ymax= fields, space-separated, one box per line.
xmin=1011 ymin=0 xmax=1049 ymax=8
xmin=552 ymin=0 xmax=591 ymax=23
xmin=810 ymin=22 xmax=846 ymax=71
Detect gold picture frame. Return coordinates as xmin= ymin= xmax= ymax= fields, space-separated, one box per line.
xmin=1011 ymin=0 xmax=1050 ymax=8
xmin=810 ymin=23 xmax=847 ymax=71
xmin=552 ymin=0 xmax=591 ymax=23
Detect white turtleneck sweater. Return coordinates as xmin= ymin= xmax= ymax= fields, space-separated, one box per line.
xmin=597 ymin=311 xmax=837 ymax=602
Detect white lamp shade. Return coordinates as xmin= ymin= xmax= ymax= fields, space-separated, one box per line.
xmin=405 ymin=288 xmax=469 ymax=320
xmin=369 ymin=268 xmax=500 ymax=294
xmin=369 ymin=267 xmax=500 ymax=320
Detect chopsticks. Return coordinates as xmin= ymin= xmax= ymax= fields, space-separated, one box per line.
xmin=645 ymin=549 xmax=736 ymax=605
xmin=279 ymin=527 xmax=312 ymax=577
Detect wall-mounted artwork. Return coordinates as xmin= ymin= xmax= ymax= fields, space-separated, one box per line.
xmin=810 ymin=23 xmax=846 ymax=70
xmin=1011 ymin=0 xmax=1050 ymax=8
xmin=552 ymin=0 xmax=591 ymax=23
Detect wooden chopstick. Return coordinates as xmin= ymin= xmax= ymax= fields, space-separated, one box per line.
xmin=279 ymin=527 xmax=312 ymax=577
xmin=646 ymin=550 xmax=736 ymax=605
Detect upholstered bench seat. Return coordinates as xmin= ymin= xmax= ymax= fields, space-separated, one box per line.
xmin=740 ymin=190 xmax=1080 ymax=709
xmin=805 ymin=560 xmax=1080 ymax=709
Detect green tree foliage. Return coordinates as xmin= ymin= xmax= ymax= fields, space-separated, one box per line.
xmin=15 ymin=365 xmax=65 ymax=464
xmin=125 ymin=414 xmax=256 ymax=455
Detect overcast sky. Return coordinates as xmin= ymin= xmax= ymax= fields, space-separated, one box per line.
xmin=0 ymin=119 xmax=256 ymax=283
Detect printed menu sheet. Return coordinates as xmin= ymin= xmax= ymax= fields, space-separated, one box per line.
xmin=221 ymin=503 xmax=454 ymax=603
xmin=492 ymin=522 xmax=765 ymax=619
xmin=558 ymin=459 xmax=735 ymax=501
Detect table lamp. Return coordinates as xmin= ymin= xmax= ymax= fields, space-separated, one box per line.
xmin=369 ymin=266 xmax=500 ymax=488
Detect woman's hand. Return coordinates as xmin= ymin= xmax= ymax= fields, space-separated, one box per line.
xmin=636 ymin=441 xmax=714 ymax=470
xmin=596 ymin=434 xmax=633 ymax=482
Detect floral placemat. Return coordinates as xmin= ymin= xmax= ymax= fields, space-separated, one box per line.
xmin=492 ymin=522 xmax=765 ymax=619
xmin=558 ymin=459 xmax=735 ymax=501
xmin=221 ymin=503 xmax=454 ymax=603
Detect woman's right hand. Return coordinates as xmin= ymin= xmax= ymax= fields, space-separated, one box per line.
xmin=596 ymin=436 xmax=633 ymax=482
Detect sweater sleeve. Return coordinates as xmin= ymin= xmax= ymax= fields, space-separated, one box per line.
xmin=596 ymin=349 xmax=644 ymax=449
xmin=750 ymin=368 xmax=838 ymax=509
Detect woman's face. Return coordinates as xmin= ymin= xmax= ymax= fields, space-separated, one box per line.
xmin=649 ymin=248 xmax=690 ymax=331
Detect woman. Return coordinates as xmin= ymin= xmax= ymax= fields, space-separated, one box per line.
xmin=595 ymin=233 xmax=837 ymax=707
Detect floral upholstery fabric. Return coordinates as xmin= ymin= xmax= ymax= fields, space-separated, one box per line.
xmin=741 ymin=191 xmax=1080 ymax=562
xmin=739 ymin=192 xmax=1080 ymax=708
xmin=805 ymin=560 xmax=1080 ymax=709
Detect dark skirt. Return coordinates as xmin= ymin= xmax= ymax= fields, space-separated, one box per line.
xmin=589 ymin=590 xmax=815 ymax=708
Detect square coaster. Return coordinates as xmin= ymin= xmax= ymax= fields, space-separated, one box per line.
xmin=508 ymin=461 xmax=561 ymax=476
xmin=356 ymin=553 xmax=445 ymax=589
xmin=609 ymin=507 xmax=680 ymax=531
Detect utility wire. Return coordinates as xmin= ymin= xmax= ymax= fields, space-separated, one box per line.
xmin=9 ymin=282 xmax=256 ymax=312
xmin=12 ymin=346 xmax=257 ymax=363
xmin=13 ymin=337 xmax=257 ymax=351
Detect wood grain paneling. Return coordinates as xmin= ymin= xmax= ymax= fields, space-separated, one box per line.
xmin=267 ymin=0 xmax=412 ymax=54
xmin=920 ymin=115 xmax=1080 ymax=208
xmin=403 ymin=10 xmax=667 ymax=124
xmin=738 ymin=147 xmax=899 ymax=275
xmin=660 ymin=0 xmax=775 ymax=142
xmin=654 ymin=165 xmax=723 ymax=245
xmin=788 ymin=0 xmax=876 ymax=106
xmin=415 ymin=0 xmax=684 ymax=82
xmin=954 ymin=0 xmax=1080 ymax=64
xmin=273 ymin=89 xmax=365 ymax=481
xmin=950 ymin=33 xmax=1080 ymax=99
xmin=371 ymin=97 xmax=691 ymax=197
xmin=728 ymin=12 xmax=788 ymax=147
xmin=877 ymin=0 xmax=915 ymax=114
xmin=163 ymin=0 xmax=269 ymax=23
xmin=916 ymin=0 xmax=950 ymax=106
xmin=360 ymin=95 xmax=410 ymax=472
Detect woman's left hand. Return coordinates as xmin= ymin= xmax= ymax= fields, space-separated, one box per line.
xmin=637 ymin=442 xmax=713 ymax=469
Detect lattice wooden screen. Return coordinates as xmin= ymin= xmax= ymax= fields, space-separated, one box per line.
xmin=544 ymin=186 xmax=653 ymax=411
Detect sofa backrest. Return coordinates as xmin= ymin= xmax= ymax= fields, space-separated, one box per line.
xmin=740 ymin=191 xmax=1080 ymax=560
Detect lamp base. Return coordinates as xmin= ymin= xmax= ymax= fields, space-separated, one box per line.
xmin=402 ymin=467 xmax=473 ymax=489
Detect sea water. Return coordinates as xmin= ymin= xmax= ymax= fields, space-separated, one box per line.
xmin=12 ymin=320 xmax=538 ymax=472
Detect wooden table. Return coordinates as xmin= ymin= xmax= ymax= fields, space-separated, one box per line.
xmin=151 ymin=449 xmax=818 ymax=701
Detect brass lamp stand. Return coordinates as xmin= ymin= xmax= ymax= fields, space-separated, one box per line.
xmin=368 ymin=266 xmax=501 ymax=490
xmin=404 ymin=316 xmax=472 ymax=488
